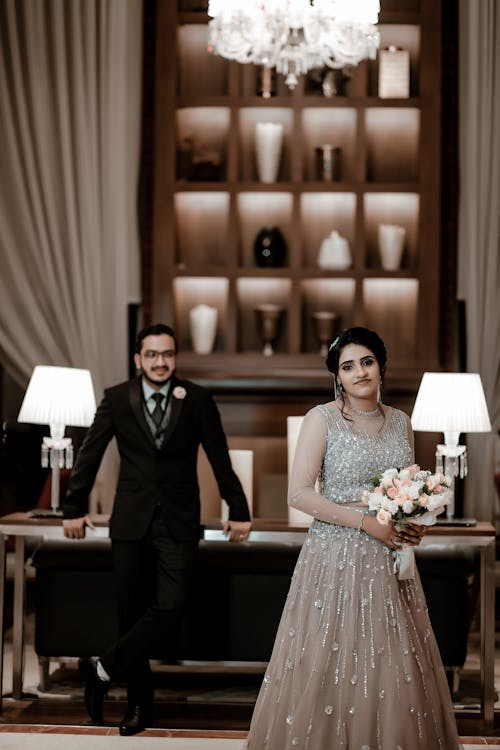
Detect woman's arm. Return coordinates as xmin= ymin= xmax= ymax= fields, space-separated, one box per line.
xmin=287 ymin=408 xmax=367 ymax=529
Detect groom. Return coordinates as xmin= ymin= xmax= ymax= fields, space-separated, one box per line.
xmin=63 ymin=323 xmax=252 ymax=735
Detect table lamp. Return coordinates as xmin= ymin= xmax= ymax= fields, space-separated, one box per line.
xmin=410 ymin=372 xmax=491 ymax=520
xmin=17 ymin=366 xmax=97 ymax=516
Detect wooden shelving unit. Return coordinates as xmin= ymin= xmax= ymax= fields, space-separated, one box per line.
xmin=151 ymin=0 xmax=442 ymax=389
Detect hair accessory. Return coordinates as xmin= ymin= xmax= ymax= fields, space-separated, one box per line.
xmin=328 ymin=336 xmax=340 ymax=352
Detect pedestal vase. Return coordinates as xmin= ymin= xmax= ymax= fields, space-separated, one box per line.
xmin=311 ymin=311 xmax=340 ymax=357
xmin=254 ymin=304 xmax=283 ymax=356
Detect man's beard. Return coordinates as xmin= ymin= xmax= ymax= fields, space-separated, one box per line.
xmin=142 ymin=368 xmax=173 ymax=387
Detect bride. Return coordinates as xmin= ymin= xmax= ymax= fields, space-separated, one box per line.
xmin=245 ymin=327 xmax=460 ymax=749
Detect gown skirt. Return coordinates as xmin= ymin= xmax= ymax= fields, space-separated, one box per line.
xmin=245 ymin=520 xmax=460 ymax=750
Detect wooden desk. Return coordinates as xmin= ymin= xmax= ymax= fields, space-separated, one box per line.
xmin=0 ymin=514 xmax=495 ymax=722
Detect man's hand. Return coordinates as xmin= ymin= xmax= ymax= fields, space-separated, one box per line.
xmin=223 ymin=520 xmax=252 ymax=542
xmin=63 ymin=516 xmax=96 ymax=539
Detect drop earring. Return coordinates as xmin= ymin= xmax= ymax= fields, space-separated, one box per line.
xmin=334 ymin=377 xmax=344 ymax=401
xmin=377 ymin=379 xmax=382 ymax=404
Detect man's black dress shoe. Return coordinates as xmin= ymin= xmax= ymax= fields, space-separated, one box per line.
xmin=119 ymin=705 xmax=153 ymax=736
xmin=84 ymin=661 xmax=108 ymax=725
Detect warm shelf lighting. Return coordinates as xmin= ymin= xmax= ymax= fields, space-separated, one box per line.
xmin=207 ymin=0 xmax=381 ymax=90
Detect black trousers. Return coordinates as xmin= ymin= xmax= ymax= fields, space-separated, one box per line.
xmin=100 ymin=508 xmax=198 ymax=705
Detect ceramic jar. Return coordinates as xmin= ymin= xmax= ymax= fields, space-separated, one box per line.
xmin=254 ymin=227 xmax=287 ymax=268
xmin=317 ymin=230 xmax=351 ymax=269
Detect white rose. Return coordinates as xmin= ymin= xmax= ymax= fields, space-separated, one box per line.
xmin=402 ymin=500 xmax=415 ymax=514
xmin=387 ymin=499 xmax=400 ymax=515
xmin=381 ymin=468 xmax=398 ymax=480
xmin=407 ymin=483 xmax=422 ymax=500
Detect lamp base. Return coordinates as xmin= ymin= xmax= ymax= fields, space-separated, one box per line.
xmin=29 ymin=508 xmax=64 ymax=519
xmin=433 ymin=517 xmax=476 ymax=527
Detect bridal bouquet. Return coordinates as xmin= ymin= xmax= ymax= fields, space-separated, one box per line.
xmin=362 ymin=465 xmax=451 ymax=579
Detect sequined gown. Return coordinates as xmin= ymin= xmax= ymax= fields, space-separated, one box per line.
xmin=245 ymin=404 xmax=460 ymax=750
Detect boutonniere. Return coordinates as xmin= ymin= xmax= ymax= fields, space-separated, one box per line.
xmin=173 ymin=386 xmax=187 ymax=400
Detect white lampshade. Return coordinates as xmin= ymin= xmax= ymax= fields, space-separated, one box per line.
xmin=411 ymin=372 xmax=491 ymax=435
xmin=18 ymin=366 xmax=97 ymax=430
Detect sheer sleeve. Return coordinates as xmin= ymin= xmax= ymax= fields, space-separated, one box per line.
xmin=287 ymin=407 xmax=364 ymax=529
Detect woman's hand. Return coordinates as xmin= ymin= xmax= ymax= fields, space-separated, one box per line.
xmin=361 ymin=515 xmax=400 ymax=549
xmin=361 ymin=516 xmax=426 ymax=550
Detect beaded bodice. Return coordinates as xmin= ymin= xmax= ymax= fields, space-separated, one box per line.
xmin=316 ymin=404 xmax=413 ymax=504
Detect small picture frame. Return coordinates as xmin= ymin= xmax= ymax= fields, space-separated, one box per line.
xmin=378 ymin=46 xmax=410 ymax=99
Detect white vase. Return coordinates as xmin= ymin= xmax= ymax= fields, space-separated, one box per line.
xmin=189 ymin=304 xmax=218 ymax=354
xmin=378 ymin=224 xmax=406 ymax=270
xmin=317 ymin=230 xmax=352 ymax=269
xmin=255 ymin=122 xmax=283 ymax=183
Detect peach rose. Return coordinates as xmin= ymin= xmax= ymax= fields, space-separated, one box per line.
xmin=376 ymin=508 xmax=391 ymax=526
xmin=419 ymin=493 xmax=430 ymax=508
xmin=173 ymin=386 xmax=187 ymax=399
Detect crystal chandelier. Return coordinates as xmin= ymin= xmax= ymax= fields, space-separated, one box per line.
xmin=207 ymin=0 xmax=381 ymax=90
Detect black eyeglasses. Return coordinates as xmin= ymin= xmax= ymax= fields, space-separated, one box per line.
xmin=142 ymin=350 xmax=176 ymax=361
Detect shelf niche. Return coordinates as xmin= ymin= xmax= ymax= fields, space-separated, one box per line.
xmin=238 ymin=108 xmax=294 ymax=183
xmin=362 ymin=278 xmax=419 ymax=362
xmin=173 ymin=277 xmax=229 ymax=354
xmin=302 ymin=108 xmax=359 ymax=182
xmin=174 ymin=192 xmax=230 ymax=267
xmin=300 ymin=193 xmax=357 ymax=269
xmin=363 ymin=192 xmax=419 ymax=270
xmin=176 ymin=107 xmax=230 ymax=181
xmin=237 ymin=192 xmax=293 ymax=269
xmin=177 ymin=25 xmax=228 ymax=98
xmin=236 ymin=278 xmax=291 ymax=354
xmin=301 ymin=279 xmax=356 ymax=354
xmin=365 ymin=108 xmax=420 ymax=182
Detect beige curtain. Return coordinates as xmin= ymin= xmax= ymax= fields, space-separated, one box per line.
xmin=458 ymin=0 xmax=500 ymax=521
xmin=0 ymin=0 xmax=143 ymax=510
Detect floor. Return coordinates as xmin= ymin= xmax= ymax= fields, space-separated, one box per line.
xmin=1 ymin=607 xmax=499 ymax=747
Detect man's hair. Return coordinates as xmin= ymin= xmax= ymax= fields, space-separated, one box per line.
xmin=135 ymin=324 xmax=178 ymax=354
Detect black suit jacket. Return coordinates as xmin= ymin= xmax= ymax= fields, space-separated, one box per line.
xmin=63 ymin=374 xmax=251 ymax=541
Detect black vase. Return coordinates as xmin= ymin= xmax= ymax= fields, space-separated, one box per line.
xmin=254 ymin=227 xmax=287 ymax=268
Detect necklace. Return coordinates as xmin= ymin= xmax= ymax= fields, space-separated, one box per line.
xmin=345 ymin=399 xmax=381 ymax=418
